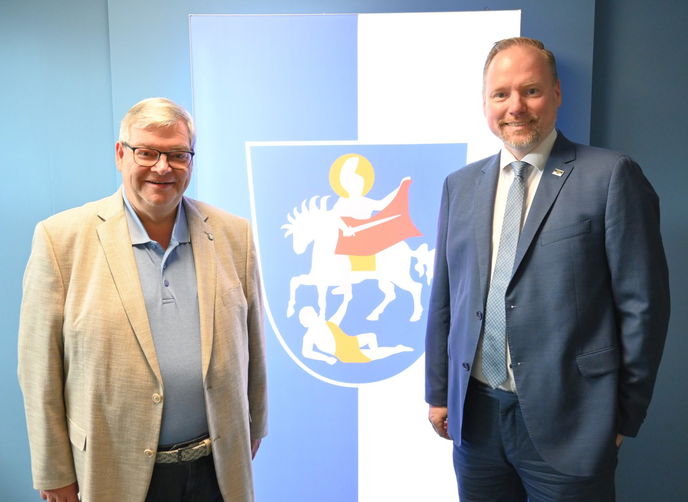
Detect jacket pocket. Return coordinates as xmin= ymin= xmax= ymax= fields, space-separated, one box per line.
xmin=576 ymin=346 xmax=620 ymax=377
xmin=67 ymin=417 xmax=87 ymax=452
xmin=540 ymin=219 xmax=591 ymax=246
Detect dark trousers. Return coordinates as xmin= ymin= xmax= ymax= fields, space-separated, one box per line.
xmin=454 ymin=378 xmax=616 ymax=502
xmin=146 ymin=454 xmax=224 ymax=502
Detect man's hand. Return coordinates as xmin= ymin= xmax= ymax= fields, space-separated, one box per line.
xmin=251 ymin=438 xmax=262 ymax=459
xmin=616 ymin=434 xmax=625 ymax=448
xmin=428 ymin=405 xmax=450 ymax=440
xmin=342 ymin=225 xmax=356 ymax=237
xmin=39 ymin=482 xmax=79 ymax=502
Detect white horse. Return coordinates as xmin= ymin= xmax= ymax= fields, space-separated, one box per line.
xmin=282 ymin=196 xmax=434 ymax=323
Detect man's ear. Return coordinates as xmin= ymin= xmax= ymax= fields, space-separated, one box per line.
xmin=114 ymin=142 xmax=124 ymax=171
xmin=554 ymin=79 xmax=562 ymax=108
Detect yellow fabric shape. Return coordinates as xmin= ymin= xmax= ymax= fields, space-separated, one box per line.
xmin=326 ymin=321 xmax=372 ymax=363
xmin=348 ymin=254 xmax=376 ymax=271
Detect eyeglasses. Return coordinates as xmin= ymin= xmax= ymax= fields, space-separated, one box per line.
xmin=122 ymin=142 xmax=195 ymax=170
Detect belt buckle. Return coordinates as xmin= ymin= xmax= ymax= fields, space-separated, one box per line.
xmin=156 ymin=437 xmax=211 ymax=463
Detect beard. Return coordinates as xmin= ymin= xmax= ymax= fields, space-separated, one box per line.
xmin=497 ymin=116 xmax=543 ymax=153
xmin=498 ymin=122 xmax=542 ymax=153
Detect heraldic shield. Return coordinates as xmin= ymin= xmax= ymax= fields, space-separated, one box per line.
xmin=248 ymin=142 xmax=466 ymax=386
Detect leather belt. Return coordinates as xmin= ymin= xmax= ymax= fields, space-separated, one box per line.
xmin=155 ymin=436 xmax=212 ymax=464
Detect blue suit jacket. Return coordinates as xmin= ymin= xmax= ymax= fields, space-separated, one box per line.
xmin=425 ymin=132 xmax=670 ymax=476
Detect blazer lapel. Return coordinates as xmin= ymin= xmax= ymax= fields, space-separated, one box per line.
xmin=513 ymin=134 xmax=576 ymax=275
xmin=473 ymin=155 xmax=500 ymax=303
xmin=185 ymin=198 xmax=216 ymax=380
xmin=96 ymin=192 xmax=162 ymax=383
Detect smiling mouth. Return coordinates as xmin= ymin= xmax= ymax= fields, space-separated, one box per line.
xmin=502 ymin=120 xmax=533 ymax=127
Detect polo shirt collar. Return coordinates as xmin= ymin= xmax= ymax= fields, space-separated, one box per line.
xmin=121 ymin=188 xmax=190 ymax=246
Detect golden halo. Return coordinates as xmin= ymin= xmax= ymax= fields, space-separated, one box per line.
xmin=329 ymin=153 xmax=375 ymax=197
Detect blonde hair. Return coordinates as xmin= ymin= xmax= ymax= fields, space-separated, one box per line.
xmin=118 ymin=97 xmax=196 ymax=147
xmin=483 ymin=37 xmax=558 ymax=83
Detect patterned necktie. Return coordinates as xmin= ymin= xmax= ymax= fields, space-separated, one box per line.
xmin=482 ymin=160 xmax=530 ymax=388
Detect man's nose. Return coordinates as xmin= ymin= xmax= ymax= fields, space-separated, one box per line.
xmin=507 ymin=93 xmax=527 ymax=114
xmin=151 ymin=154 xmax=172 ymax=174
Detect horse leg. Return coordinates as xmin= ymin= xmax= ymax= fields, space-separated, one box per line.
xmin=367 ymin=280 xmax=396 ymax=321
xmin=287 ymin=274 xmax=309 ymax=317
xmin=385 ymin=273 xmax=423 ymax=322
xmin=405 ymin=280 xmax=423 ymax=322
xmin=316 ymin=283 xmax=329 ymax=319
xmin=330 ymin=283 xmax=352 ymax=325
xmin=379 ymin=244 xmax=426 ymax=322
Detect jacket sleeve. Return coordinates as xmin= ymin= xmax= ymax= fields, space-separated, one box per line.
xmin=17 ymin=222 xmax=77 ymax=490
xmin=425 ymin=178 xmax=451 ymax=407
xmin=605 ymin=157 xmax=670 ymax=437
xmin=244 ymin=223 xmax=268 ymax=440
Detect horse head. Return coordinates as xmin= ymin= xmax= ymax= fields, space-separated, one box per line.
xmin=281 ymin=195 xmax=332 ymax=254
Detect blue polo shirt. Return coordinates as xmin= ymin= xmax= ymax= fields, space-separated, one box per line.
xmin=122 ymin=191 xmax=208 ymax=446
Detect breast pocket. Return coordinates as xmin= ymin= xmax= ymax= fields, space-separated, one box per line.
xmin=540 ymin=219 xmax=591 ymax=246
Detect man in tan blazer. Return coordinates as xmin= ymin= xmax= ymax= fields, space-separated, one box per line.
xmin=18 ymin=98 xmax=267 ymax=502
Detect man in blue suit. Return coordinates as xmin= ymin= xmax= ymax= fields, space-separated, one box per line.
xmin=425 ymin=37 xmax=669 ymax=501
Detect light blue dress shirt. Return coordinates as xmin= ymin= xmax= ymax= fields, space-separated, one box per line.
xmin=122 ymin=192 xmax=208 ymax=446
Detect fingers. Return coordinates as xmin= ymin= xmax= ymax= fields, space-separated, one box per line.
xmin=429 ymin=418 xmax=450 ymax=439
xmin=37 ymin=482 xmax=79 ymax=502
xmin=428 ymin=405 xmax=451 ymax=440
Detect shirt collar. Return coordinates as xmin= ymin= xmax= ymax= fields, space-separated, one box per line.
xmin=499 ymin=128 xmax=558 ymax=172
xmin=121 ymin=187 xmax=190 ymax=246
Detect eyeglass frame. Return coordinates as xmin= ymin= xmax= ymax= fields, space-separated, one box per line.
xmin=121 ymin=142 xmax=195 ymax=170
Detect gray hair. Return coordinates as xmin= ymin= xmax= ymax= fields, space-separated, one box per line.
xmin=118 ymin=97 xmax=196 ymax=147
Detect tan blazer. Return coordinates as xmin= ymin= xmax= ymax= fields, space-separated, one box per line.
xmin=18 ymin=191 xmax=267 ymax=502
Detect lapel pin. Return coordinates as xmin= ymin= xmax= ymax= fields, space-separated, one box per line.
xmin=552 ymin=168 xmax=565 ymax=177
xmin=205 ymin=232 xmax=214 ymax=241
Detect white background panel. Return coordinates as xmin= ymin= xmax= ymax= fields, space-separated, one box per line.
xmin=357 ymin=11 xmax=521 ymax=501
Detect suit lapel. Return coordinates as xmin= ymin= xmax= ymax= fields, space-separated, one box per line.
xmin=96 ymin=192 xmax=162 ymax=382
xmin=473 ymin=155 xmax=500 ymax=303
xmin=513 ymin=134 xmax=576 ymax=275
xmin=185 ymin=198 xmax=216 ymax=380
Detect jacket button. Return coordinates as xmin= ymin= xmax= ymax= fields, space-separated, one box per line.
xmin=475 ymin=311 xmax=483 ymax=320
xmin=144 ymin=449 xmax=154 ymax=457
xmin=462 ymin=362 xmax=470 ymax=371
xmin=152 ymin=393 xmax=163 ymax=404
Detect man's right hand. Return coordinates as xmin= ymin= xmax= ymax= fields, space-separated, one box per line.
xmin=39 ymin=482 xmax=79 ymax=502
xmin=428 ymin=405 xmax=451 ymax=440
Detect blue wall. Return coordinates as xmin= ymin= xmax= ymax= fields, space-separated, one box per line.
xmin=1 ymin=2 xmax=115 ymax=499
xmin=591 ymin=1 xmax=688 ymax=500
xmin=1 ymin=0 xmax=685 ymax=500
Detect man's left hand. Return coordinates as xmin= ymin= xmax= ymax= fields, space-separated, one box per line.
xmin=616 ymin=434 xmax=625 ymax=448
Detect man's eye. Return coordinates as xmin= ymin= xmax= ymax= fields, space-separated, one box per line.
xmin=137 ymin=149 xmax=157 ymax=159
xmin=170 ymin=152 xmax=190 ymax=162
xmin=492 ymin=92 xmax=506 ymax=100
xmin=526 ymin=88 xmax=540 ymax=96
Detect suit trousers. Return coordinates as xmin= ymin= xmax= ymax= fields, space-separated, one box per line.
xmin=146 ymin=454 xmax=223 ymax=502
xmin=453 ymin=378 xmax=616 ymax=502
